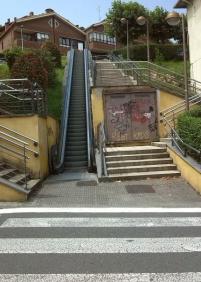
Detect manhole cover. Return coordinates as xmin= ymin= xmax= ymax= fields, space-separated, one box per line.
xmin=125 ymin=185 xmax=155 ymax=194
xmin=76 ymin=180 xmax=98 ymax=187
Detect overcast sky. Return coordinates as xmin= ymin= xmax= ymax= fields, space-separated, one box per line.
xmin=0 ymin=0 xmax=184 ymax=28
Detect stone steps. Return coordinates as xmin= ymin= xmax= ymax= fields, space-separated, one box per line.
xmin=103 ymin=145 xmax=180 ymax=181
xmin=0 ymin=161 xmax=40 ymax=200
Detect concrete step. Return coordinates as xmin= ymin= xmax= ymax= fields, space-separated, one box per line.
xmin=106 ymin=158 xmax=173 ymax=168
xmin=106 ymin=152 xmax=170 ymax=162
xmin=0 ymin=169 xmax=17 ymax=177
xmin=9 ymin=174 xmax=27 ymax=184
xmin=105 ymin=147 xmax=166 ymax=156
xmin=107 ymin=164 xmax=177 ymax=175
xmin=104 ymin=170 xmax=181 ymax=181
xmin=23 ymin=179 xmax=41 ymax=191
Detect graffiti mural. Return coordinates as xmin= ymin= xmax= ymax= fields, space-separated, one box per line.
xmin=105 ymin=93 xmax=157 ymax=142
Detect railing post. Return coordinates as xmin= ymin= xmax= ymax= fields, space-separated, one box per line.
xmin=23 ymin=144 xmax=27 ymax=190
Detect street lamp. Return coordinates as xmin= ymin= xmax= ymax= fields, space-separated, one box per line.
xmin=20 ymin=25 xmax=24 ymax=51
xmin=136 ymin=16 xmax=150 ymax=62
xmin=166 ymin=12 xmax=189 ymax=111
xmin=121 ymin=18 xmax=129 ymax=60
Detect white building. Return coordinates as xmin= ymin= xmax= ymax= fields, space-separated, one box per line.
xmin=175 ymin=0 xmax=201 ymax=82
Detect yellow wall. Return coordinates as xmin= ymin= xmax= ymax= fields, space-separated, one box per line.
xmin=159 ymin=90 xmax=184 ymax=138
xmin=91 ymin=87 xmax=185 ymax=141
xmin=0 ymin=115 xmax=59 ymax=179
xmin=167 ymin=146 xmax=201 ymax=194
xmin=0 ymin=181 xmax=27 ymax=202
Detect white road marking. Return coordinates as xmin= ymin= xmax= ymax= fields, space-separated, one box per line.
xmin=0 ymin=273 xmax=201 ymax=282
xmin=0 ymin=237 xmax=201 ymax=253
xmin=2 ymin=216 xmax=201 ymax=228
xmin=1 ymin=207 xmax=201 ymax=214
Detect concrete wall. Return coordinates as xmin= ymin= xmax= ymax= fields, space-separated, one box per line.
xmin=0 ymin=115 xmax=59 ymax=179
xmin=167 ymin=145 xmax=201 ymax=194
xmin=187 ymin=0 xmax=201 ymax=82
xmin=91 ymin=87 xmax=184 ymax=142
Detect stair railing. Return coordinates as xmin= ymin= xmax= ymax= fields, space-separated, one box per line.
xmin=0 ymin=78 xmax=46 ymax=116
xmin=98 ymin=122 xmax=107 ymax=177
xmin=0 ymin=125 xmax=40 ymax=189
xmin=84 ymin=49 xmax=95 ymax=170
xmin=170 ymin=127 xmax=201 ymax=163
xmin=51 ymin=49 xmax=74 ymax=173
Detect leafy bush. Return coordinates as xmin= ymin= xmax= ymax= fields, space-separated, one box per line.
xmin=11 ymin=52 xmax=48 ymax=89
xmin=114 ymin=44 xmax=183 ymax=61
xmin=4 ymin=47 xmax=23 ymax=69
xmin=34 ymin=49 xmax=56 ymax=86
xmin=177 ymin=107 xmax=201 ymax=152
xmin=41 ymin=41 xmax=61 ymax=68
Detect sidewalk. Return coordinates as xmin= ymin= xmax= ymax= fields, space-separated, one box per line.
xmin=0 ymin=175 xmax=201 ymax=209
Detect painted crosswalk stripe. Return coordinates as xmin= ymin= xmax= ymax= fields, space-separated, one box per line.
xmin=2 ymin=217 xmax=201 ymax=228
xmin=0 ymin=237 xmax=201 ymax=253
xmin=0 ymin=273 xmax=201 ymax=282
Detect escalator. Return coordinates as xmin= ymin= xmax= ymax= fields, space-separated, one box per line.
xmin=52 ymin=49 xmax=94 ymax=172
xmin=64 ymin=50 xmax=88 ymax=168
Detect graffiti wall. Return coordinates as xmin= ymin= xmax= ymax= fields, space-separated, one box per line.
xmin=105 ymin=92 xmax=157 ymax=142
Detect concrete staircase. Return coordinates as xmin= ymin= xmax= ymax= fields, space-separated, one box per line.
xmin=0 ymin=161 xmax=40 ymax=200
xmin=104 ymin=145 xmax=180 ymax=181
xmin=95 ymin=60 xmax=134 ymax=87
xmin=64 ymin=50 xmax=88 ymax=169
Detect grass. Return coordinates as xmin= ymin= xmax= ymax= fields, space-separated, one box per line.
xmin=154 ymin=60 xmax=190 ymax=75
xmin=47 ymin=67 xmax=65 ymax=120
xmin=0 ymin=63 xmax=10 ymax=79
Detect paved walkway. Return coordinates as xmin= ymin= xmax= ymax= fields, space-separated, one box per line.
xmin=0 ymin=175 xmax=201 ymax=209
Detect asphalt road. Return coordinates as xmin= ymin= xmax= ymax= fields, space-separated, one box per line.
xmin=0 ymin=210 xmax=201 ymax=281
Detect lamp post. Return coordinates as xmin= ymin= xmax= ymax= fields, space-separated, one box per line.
xmin=20 ymin=25 xmax=24 ymax=51
xmin=136 ymin=16 xmax=150 ymax=62
xmin=121 ymin=18 xmax=129 ymax=60
xmin=166 ymin=12 xmax=189 ymax=111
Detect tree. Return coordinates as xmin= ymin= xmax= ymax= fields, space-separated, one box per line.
xmin=105 ymin=0 xmax=148 ymax=44
xmin=149 ymin=6 xmax=182 ymax=44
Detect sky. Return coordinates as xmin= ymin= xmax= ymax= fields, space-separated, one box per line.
xmin=0 ymin=0 xmax=183 ymax=28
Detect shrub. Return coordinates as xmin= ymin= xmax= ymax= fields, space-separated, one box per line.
xmin=177 ymin=107 xmax=201 ymax=152
xmin=114 ymin=44 xmax=183 ymax=61
xmin=4 ymin=47 xmax=23 ymax=69
xmin=41 ymin=41 xmax=61 ymax=68
xmin=11 ymin=52 xmax=48 ymax=89
xmin=34 ymin=49 xmax=56 ymax=86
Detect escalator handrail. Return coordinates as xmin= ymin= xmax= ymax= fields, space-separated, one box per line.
xmin=55 ymin=49 xmax=75 ymax=171
xmin=84 ymin=49 xmax=93 ymax=169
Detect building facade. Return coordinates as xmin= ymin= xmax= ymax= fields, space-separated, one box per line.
xmin=85 ymin=20 xmax=117 ymax=55
xmin=0 ymin=9 xmax=86 ymax=55
xmin=175 ymin=0 xmax=201 ymax=82
xmin=0 ymin=10 xmax=117 ymax=56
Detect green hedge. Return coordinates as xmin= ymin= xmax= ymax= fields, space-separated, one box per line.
xmin=177 ymin=107 xmax=201 ymax=154
xmin=113 ymin=44 xmax=183 ymax=61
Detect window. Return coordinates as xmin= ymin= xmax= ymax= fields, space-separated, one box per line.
xmin=23 ymin=33 xmax=32 ymax=41
xmin=59 ymin=37 xmax=71 ymax=47
xmin=88 ymin=32 xmax=116 ymax=45
xmin=37 ymin=33 xmax=49 ymax=41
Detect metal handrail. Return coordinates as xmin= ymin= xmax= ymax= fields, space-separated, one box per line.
xmin=98 ymin=122 xmax=107 ymax=177
xmin=0 ymin=125 xmax=38 ymax=145
xmin=0 ymin=135 xmax=38 ymax=156
xmin=53 ymin=49 xmax=74 ymax=172
xmin=84 ymin=49 xmax=94 ymax=170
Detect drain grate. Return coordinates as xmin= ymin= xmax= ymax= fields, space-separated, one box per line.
xmin=76 ymin=180 xmax=98 ymax=187
xmin=125 ymin=185 xmax=155 ymax=194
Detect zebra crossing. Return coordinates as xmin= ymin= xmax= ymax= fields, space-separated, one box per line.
xmin=0 ymin=209 xmax=201 ymax=281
